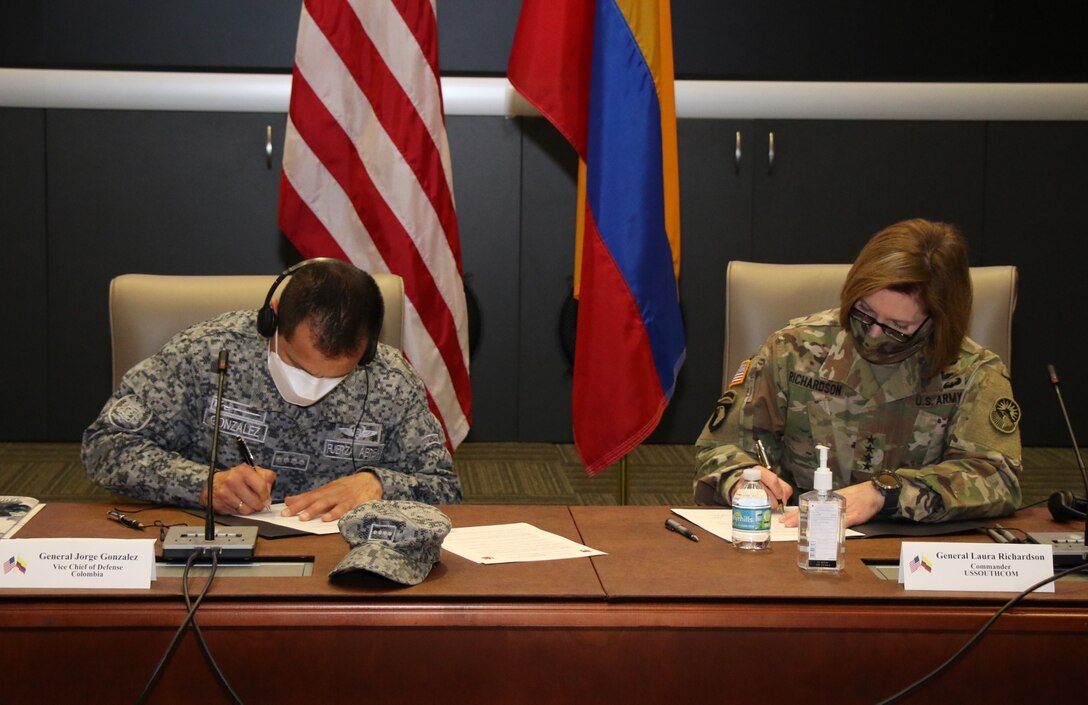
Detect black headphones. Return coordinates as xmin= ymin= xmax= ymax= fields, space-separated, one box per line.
xmin=1048 ymin=490 xmax=1088 ymax=522
xmin=257 ymin=258 xmax=384 ymax=367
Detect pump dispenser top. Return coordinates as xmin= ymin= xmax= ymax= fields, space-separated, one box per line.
xmin=813 ymin=444 xmax=832 ymax=491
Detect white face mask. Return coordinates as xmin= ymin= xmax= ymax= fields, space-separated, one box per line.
xmin=267 ymin=333 xmax=349 ymax=407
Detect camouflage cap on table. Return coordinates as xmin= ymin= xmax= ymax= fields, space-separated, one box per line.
xmin=330 ymin=499 xmax=451 ymax=585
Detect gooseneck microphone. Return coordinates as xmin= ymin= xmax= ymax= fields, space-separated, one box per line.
xmin=1025 ymin=365 xmax=1088 ymax=565
xmin=161 ymin=349 xmax=258 ymax=561
xmin=1047 ymin=365 xmax=1088 ymax=520
xmin=205 ymin=350 xmax=229 ymax=541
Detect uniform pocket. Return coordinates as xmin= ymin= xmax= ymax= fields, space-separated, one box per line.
xmin=908 ymin=409 xmax=950 ymax=466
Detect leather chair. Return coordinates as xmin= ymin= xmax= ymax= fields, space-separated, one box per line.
xmin=109 ymin=272 xmax=405 ymax=388
xmin=722 ymin=261 xmax=1018 ymax=389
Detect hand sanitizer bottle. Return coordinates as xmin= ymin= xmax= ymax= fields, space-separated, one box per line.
xmin=732 ymin=468 xmax=771 ymax=550
xmin=797 ymin=444 xmax=846 ymax=571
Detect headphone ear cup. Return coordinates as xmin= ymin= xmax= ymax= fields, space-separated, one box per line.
xmin=256 ymin=304 xmax=277 ymax=338
xmin=360 ymin=337 xmax=378 ymax=367
xmin=359 ymin=281 xmax=385 ymax=367
xmin=1049 ymin=490 xmax=1088 ymax=521
xmin=358 ymin=308 xmax=383 ymax=366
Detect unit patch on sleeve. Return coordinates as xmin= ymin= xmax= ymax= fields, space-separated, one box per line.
xmin=107 ymin=395 xmax=152 ymax=432
xmin=989 ymin=397 xmax=1021 ymax=434
xmin=708 ymin=389 xmax=737 ymax=431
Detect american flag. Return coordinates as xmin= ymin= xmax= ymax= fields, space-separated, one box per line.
xmin=909 ymin=555 xmax=933 ymax=574
xmin=279 ymin=0 xmax=471 ymax=447
xmin=3 ymin=555 xmax=26 ymax=575
xmin=730 ymin=360 xmax=751 ymax=388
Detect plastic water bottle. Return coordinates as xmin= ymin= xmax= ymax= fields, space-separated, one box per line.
xmin=797 ymin=444 xmax=846 ymax=571
xmin=732 ymin=467 xmax=771 ymax=550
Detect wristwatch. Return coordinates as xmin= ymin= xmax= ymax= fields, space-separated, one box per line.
xmin=870 ymin=470 xmax=902 ymax=515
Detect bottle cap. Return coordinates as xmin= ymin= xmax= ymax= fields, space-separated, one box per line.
xmin=742 ymin=467 xmax=762 ymax=481
xmin=814 ymin=444 xmax=832 ymax=491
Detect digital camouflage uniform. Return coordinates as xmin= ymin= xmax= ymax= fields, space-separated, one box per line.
xmin=694 ymin=310 xmax=1022 ymax=522
xmin=83 ymin=311 xmax=462 ymax=508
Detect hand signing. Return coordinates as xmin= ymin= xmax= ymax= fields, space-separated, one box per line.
xmin=205 ymin=464 xmax=276 ymax=515
xmin=779 ymin=480 xmax=884 ymax=528
xmin=281 ymin=471 xmax=384 ymax=522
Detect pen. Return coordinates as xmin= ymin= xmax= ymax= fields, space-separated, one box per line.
xmin=236 ymin=435 xmax=272 ymax=511
xmin=753 ymin=439 xmax=786 ymax=513
xmin=983 ymin=527 xmax=1007 ymax=544
xmin=665 ymin=518 xmax=699 ymax=542
xmin=107 ymin=509 xmax=145 ymax=531
xmin=236 ymin=436 xmax=257 ymax=468
xmin=993 ymin=524 xmax=1020 ymax=544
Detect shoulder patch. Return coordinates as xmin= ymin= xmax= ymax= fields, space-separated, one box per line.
xmin=729 ymin=359 xmax=751 ymax=388
xmin=708 ymin=389 xmax=737 ymax=431
xmin=989 ymin=397 xmax=1021 ymax=434
xmin=107 ymin=395 xmax=152 ymax=431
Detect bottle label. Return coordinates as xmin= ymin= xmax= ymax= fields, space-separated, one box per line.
xmin=806 ymin=503 xmax=842 ymax=564
xmin=732 ymin=505 xmax=771 ymax=532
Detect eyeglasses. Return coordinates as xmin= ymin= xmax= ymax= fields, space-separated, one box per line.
xmin=849 ymin=306 xmax=929 ymax=344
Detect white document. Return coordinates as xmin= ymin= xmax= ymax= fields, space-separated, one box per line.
xmin=0 ymin=538 xmax=156 ymax=589
xmin=234 ymin=502 xmax=341 ymax=535
xmin=671 ymin=508 xmax=863 ymax=543
xmin=898 ymin=541 xmax=1055 ymax=593
xmin=442 ymin=522 xmax=606 ymax=564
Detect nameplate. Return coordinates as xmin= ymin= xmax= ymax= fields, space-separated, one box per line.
xmin=898 ymin=541 xmax=1054 ymax=593
xmin=0 ymin=538 xmax=156 ymax=589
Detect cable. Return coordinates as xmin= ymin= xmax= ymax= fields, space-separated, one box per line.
xmin=875 ymin=557 xmax=1088 ymax=704
xmin=134 ymin=549 xmax=244 ymax=705
xmin=350 ymin=366 xmax=372 ymax=472
xmin=181 ymin=552 xmax=245 ymax=705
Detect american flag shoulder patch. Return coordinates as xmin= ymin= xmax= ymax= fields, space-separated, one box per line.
xmin=729 ymin=359 xmax=752 ymax=388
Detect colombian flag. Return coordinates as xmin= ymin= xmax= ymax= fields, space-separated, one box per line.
xmin=510 ymin=1 xmax=685 ymax=474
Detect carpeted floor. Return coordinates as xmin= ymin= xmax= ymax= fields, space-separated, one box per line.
xmin=0 ymin=442 xmax=1082 ymax=509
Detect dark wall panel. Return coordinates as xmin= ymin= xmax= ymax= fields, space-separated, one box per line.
xmin=39 ymin=1 xmax=301 ymax=71
xmin=672 ymin=1 xmax=991 ymax=81
xmin=46 ymin=110 xmax=289 ymax=439
xmin=0 ymin=109 xmax=48 ymax=440
xmin=517 ymin=118 xmax=577 ymax=442
xmin=750 ymin=120 xmax=987 ymax=264
xmin=446 ymin=116 xmax=522 ymax=441
xmin=984 ymin=122 xmax=1088 ymax=447
xmin=437 ymin=0 xmax=522 ymax=76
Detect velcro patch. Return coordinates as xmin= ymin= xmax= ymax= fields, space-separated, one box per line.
xmin=367 ymin=522 xmax=400 ymax=542
xmin=708 ymin=389 xmax=737 ymax=431
xmin=729 ymin=359 xmax=752 ymax=388
xmin=990 ymin=397 xmax=1021 ymax=434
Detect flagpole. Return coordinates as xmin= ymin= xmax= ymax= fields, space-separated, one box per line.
xmin=618 ymin=456 xmax=628 ymax=506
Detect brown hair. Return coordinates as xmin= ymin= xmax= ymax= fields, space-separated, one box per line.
xmin=839 ymin=219 xmax=972 ymax=378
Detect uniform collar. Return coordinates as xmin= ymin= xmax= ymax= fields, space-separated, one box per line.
xmin=819 ymin=324 xmax=944 ymax=403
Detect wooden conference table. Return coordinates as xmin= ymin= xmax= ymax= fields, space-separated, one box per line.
xmin=2 ymin=503 xmax=1086 ymax=704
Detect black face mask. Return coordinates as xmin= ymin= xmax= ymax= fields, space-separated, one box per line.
xmin=849 ymin=315 xmax=931 ymax=365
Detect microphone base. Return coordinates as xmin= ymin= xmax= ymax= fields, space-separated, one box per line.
xmin=161 ymin=525 xmax=258 ymax=562
xmin=1023 ymin=530 xmax=1087 ymax=567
